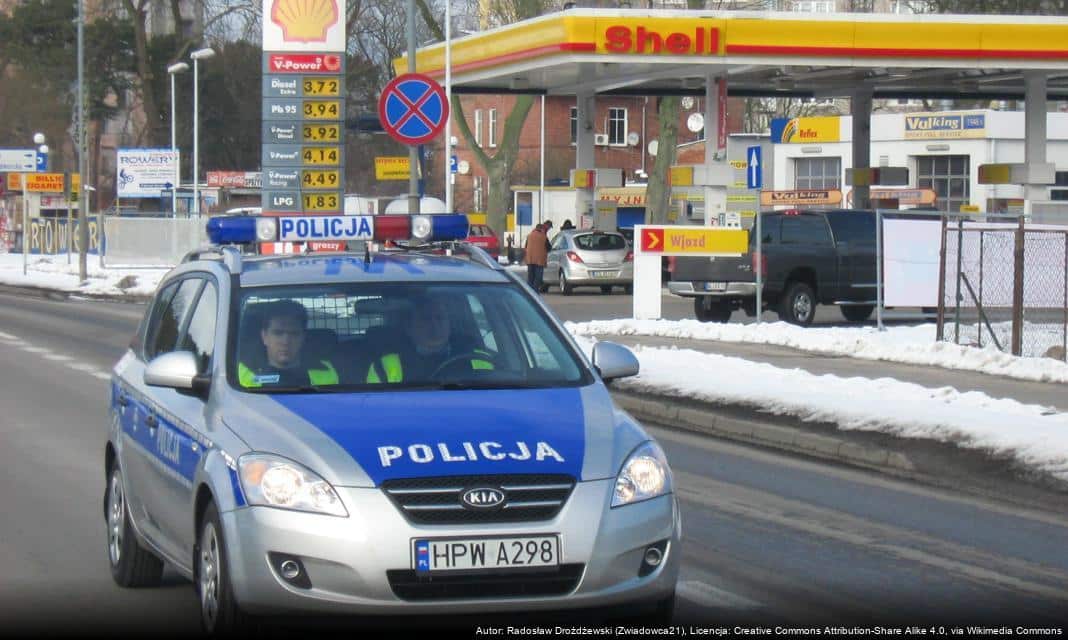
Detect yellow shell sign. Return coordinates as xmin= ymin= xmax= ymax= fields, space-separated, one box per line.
xmin=271 ymin=0 xmax=338 ymax=43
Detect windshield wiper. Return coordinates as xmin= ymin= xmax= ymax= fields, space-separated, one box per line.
xmin=260 ymin=385 xmax=334 ymax=394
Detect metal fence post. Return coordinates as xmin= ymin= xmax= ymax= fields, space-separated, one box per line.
xmin=1064 ymin=232 xmax=1067 ymax=362
xmin=755 ymin=209 xmax=762 ymax=325
xmin=1011 ymin=216 xmax=1025 ymax=357
xmin=978 ymin=229 xmax=984 ymax=348
xmin=954 ymin=217 xmax=963 ymax=346
xmin=876 ymin=209 xmax=884 ymax=332
xmin=936 ymin=213 xmax=947 ymax=342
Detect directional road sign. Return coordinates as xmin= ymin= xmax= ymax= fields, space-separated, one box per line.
xmin=0 ymin=149 xmax=37 ymax=173
xmin=378 ymin=73 xmax=449 ymax=146
xmin=747 ymin=145 xmax=762 ymax=189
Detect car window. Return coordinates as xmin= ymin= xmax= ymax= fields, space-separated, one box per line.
xmin=232 ymin=283 xmax=590 ymax=392
xmin=574 ymin=233 xmax=625 ymax=251
xmin=551 ymin=234 xmax=568 ymax=250
xmin=780 ymin=216 xmax=833 ymax=246
xmin=146 ymin=278 xmax=203 ymax=361
xmin=825 ymin=211 xmax=876 ymax=245
xmin=757 ymin=214 xmax=782 ymax=246
xmin=178 ymin=282 xmax=218 ymax=374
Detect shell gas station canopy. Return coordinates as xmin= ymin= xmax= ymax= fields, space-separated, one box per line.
xmin=405 ymin=10 xmax=1068 ymax=100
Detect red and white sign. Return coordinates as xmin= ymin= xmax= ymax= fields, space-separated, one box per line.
xmin=267 ymin=53 xmax=342 ymax=74
xmin=262 ymin=0 xmax=345 ymax=53
xmin=207 ymin=171 xmax=262 ymax=189
xmin=259 ymin=240 xmax=346 ymax=255
xmin=640 ymin=228 xmax=664 ymax=252
xmin=716 ymin=78 xmax=728 ymax=154
xmin=603 ymin=25 xmax=719 ymax=55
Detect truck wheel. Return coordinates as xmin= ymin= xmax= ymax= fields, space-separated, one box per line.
xmin=694 ymin=297 xmax=731 ymax=323
xmin=779 ymin=282 xmax=816 ymax=326
xmin=840 ymin=305 xmax=875 ymax=322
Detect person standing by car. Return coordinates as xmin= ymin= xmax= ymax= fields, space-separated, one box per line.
xmin=524 ymin=223 xmax=549 ymax=292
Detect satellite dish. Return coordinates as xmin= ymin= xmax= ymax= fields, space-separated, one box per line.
xmin=681 ymin=96 xmax=695 ymax=110
xmin=627 ymin=131 xmax=640 ymax=146
xmin=647 ymin=140 xmax=659 ymax=157
xmin=687 ymin=113 xmax=705 ymax=133
xmin=457 ymin=160 xmax=470 ymax=175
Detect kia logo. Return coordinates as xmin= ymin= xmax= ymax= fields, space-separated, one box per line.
xmin=461 ymin=488 xmax=505 ymax=510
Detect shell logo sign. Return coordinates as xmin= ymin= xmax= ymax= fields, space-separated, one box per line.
xmin=263 ymin=0 xmax=344 ymax=53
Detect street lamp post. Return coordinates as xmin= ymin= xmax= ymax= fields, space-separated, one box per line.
xmin=167 ymin=62 xmax=189 ymax=216
xmin=190 ymin=47 xmax=215 ymax=217
xmin=23 ymin=133 xmax=47 ymax=275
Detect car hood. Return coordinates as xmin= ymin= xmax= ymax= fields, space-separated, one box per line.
xmin=220 ymin=384 xmax=642 ymax=487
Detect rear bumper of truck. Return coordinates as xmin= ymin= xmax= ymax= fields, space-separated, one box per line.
xmin=668 ymin=282 xmax=758 ymax=297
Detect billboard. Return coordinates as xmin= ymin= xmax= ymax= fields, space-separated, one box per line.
xmin=904 ymin=112 xmax=986 ymax=140
xmin=116 ymin=149 xmax=179 ymax=198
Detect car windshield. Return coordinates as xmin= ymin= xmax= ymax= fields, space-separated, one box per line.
xmin=574 ymin=233 xmax=626 ymax=251
xmin=230 ymin=283 xmax=591 ymax=393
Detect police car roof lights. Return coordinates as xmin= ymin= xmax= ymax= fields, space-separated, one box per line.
xmin=205 ymin=213 xmax=469 ymax=247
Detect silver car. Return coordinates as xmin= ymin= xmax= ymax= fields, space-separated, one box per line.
xmin=545 ymin=230 xmax=634 ymax=295
xmin=105 ymin=237 xmax=679 ymax=633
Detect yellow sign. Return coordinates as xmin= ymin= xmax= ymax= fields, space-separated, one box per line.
xmin=960 ymin=204 xmax=981 ymax=213
xmin=24 ymin=173 xmax=65 ymax=193
xmin=730 ymin=160 xmax=748 ymax=169
xmin=597 ymin=187 xmax=646 ymax=206
xmin=772 ymin=116 xmax=840 ymax=143
xmin=978 ymin=164 xmax=1012 ymax=184
xmin=303 ymin=100 xmax=341 ymax=120
xmin=570 ymin=169 xmax=594 ymax=189
xmin=302 ymin=146 xmax=340 ymax=166
xmin=303 ymin=124 xmax=340 ymax=142
xmin=375 ymin=157 xmax=411 ymax=180
xmin=727 ymin=195 xmax=757 ymax=203
xmin=669 ymin=166 xmax=694 ymax=187
xmin=302 ymin=169 xmax=340 ymax=189
xmin=760 ymin=189 xmax=843 ymax=206
xmin=302 ymin=193 xmax=341 ymax=211
xmin=640 ymin=226 xmax=747 ymax=256
xmin=303 ymin=77 xmax=340 ymax=96
xmin=7 ymin=173 xmax=24 ymax=190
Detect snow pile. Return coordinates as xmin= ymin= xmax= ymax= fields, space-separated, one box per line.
xmin=0 ymin=254 xmax=167 ymax=297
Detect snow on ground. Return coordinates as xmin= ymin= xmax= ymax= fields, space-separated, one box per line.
xmin=0 ymin=253 xmax=167 ymax=298
xmin=574 ymin=336 xmax=1068 ymax=481
xmin=567 ymin=318 xmax=1068 ymax=384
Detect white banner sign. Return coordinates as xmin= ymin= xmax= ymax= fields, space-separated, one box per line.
xmin=116 ymin=149 xmax=179 ymax=199
xmin=262 ymin=0 xmax=345 ymax=53
xmin=0 ymin=149 xmax=37 ymax=172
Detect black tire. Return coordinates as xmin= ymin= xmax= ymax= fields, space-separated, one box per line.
xmin=624 ymin=284 xmax=633 ymax=295
xmin=105 ymin=464 xmax=164 ymax=588
xmin=694 ymin=297 xmax=731 ymax=323
xmin=840 ymin=304 xmax=875 ymax=322
xmin=779 ymin=282 xmax=817 ymax=326
xmin=558 ymin=271 xmax=573 ymax=296
xmin=198 ymin=502 xmax=255 ymax=635
xmin=600 ymin=285 xmax=613 ymax=294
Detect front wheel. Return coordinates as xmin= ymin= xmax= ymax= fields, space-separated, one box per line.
xmin=198 ymin=503 xmax=255 ymax=635
xmin=779 ymin=282 xmax=816 ymax=326
xmin=694 ymin=297 xmax=732 ymax=323
xmin=105 ymin=464 xmax=164 ymax=588
xmin=600 ymin=285 xmax=613 ymax=294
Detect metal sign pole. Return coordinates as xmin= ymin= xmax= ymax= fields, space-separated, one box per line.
xmin=876 ymin=208 xmax=884 ymax=332
xmin=66 ymin=171 xmax=72 ymax=265
xmin=755 ymin=209 xmax=762 ymax=324
xmin=22 ymin=180 xmax=28 ymax=275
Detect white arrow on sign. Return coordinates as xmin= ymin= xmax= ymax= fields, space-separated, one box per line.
xmin=749 ymin=148 xmax=760 ymax=187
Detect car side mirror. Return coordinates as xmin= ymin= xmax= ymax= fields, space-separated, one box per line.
xmin=145 ymin=351 xmax=209 ymax=395
xmin=591 ymin=341 xmax=639 ymax=383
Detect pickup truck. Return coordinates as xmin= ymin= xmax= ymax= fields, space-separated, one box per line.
xmin=667 ymin=209 xmax=878 ymax=326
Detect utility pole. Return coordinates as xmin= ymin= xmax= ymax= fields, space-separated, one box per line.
xmin=407 ymin=0 xmax=420 ymax=216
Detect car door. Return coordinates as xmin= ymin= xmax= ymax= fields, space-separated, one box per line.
xmin=116 ymin=280 xmax=180 ymax=537
xmin=125 ymin=276 xmax=208 ymax=563
xmin=779 ymin=214 xmax=836 ymax=302
xmin=545 ymin=233 xmax=568 ymax=284
xmin=826 ymin=211 xmax=877 ymax=302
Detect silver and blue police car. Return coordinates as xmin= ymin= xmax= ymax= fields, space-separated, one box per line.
xmin=104 ymin=213 xmax=680 ymax=633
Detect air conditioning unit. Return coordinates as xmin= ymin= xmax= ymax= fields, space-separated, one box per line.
xmin=593 ymin=133 xmax=610 ymax=146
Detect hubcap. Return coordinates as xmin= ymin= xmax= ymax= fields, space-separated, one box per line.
xmin=559 ymin=272 xmax=567 ymax=292
xmin=794 ymin=293 xmax=812 ymax=321
xmin=199 ymin=523 xmax=220 ymax=629
xmin=107 ymin=472 xmax=124 ymax=566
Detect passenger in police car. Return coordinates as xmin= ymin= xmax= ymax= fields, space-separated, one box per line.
xmin=365 ymin=292 xmax=494 ymax=384
xmin=237 ymin=300 xmax=340 ymax=388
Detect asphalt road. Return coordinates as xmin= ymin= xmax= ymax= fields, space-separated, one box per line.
xmin=1 ymin=292 xmax=1066 ymax=634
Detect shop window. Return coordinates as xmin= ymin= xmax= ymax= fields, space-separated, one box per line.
xmin=608 ymin=108 xmax=627 ymax=146
xmin=794 ymin=157 xmax=841 ymax=190
xmin=916 ymin=155 xmax=970 ymax=213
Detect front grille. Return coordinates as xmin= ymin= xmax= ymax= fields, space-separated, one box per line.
xmin=387 ymin=564 xmax=585 ymax=600
xmin=381 ymin=474 xmax=576 ymax=524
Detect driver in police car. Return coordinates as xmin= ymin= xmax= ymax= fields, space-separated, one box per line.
xmin=238 ymin=300 xmax=339 ymax=388
xmin=366 ymin=292 xmax=494 ymax=384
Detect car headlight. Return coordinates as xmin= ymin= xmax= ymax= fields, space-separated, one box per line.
xmin=612 ymin=441 xmax=673 ymax=508
xmin=238 ymin=453 xmax=348 ymax=517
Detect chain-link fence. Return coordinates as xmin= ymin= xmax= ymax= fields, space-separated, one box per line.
xmin=939 ymin=217 xmax=1068 ymax=361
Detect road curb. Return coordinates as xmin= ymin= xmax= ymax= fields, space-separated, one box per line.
xmin=0 ymin=282 xmax=148 ymax=304
xmin=613 ymin=391 xmax=916 ymax=475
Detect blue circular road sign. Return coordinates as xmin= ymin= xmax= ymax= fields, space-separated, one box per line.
xmin=378 ymin=73 xmax=449 ymax=146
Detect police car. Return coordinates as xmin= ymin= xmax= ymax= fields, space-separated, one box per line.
xmin=104 ymin=212 xmax=680 ymax=633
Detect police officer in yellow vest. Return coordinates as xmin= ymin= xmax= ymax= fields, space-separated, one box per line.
xmin=367 ymin=292 xmax=493 ymax=384
xmin=238 ymin=300 xmax=339 ymax=388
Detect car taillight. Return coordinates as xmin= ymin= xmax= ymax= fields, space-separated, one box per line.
xmin=566 ymin=251 xmax=584 ymax=264
xmin=751 ymin=251 xmax=767 ymax=277
xmin=624 ymin=250 xmax=633 ymax=262
xmin=667 ymin=256 xmax=676 ymax=273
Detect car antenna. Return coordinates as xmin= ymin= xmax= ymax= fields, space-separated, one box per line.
xmin=364 ymin=241 xmax=371 ymax=265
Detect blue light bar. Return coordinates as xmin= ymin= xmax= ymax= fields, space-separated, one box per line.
xmin=430 ymin=214 xmax=469 ymax=241
xmin=206 ymin=216 xmax=257 ymax=244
